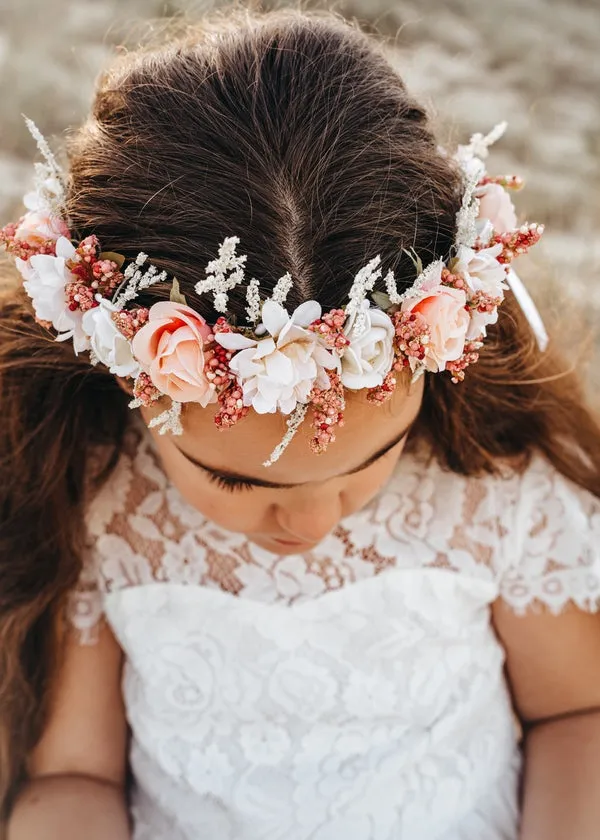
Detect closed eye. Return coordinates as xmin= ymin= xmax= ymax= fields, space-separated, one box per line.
xmin=206 ymin=472 xmax=256 ymax=493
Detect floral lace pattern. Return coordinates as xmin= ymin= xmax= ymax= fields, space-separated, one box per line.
xmin=66 ymin=423 xmax=599 ymax=839
xmin=69 ymin=422 xmax=600 ymax=642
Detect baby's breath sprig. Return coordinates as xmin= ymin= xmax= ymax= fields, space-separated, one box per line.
xmin=112 ymin=253 xmax=168 ymax=310
xmin=195 ymin=236 xmax=248 ymax=313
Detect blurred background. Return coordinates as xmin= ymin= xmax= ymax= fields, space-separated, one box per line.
xmin=1 ymin=0 xmax=599 ymax=385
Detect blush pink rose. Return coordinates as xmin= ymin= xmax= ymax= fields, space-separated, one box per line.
xmin=476 ymin=183 xmax=517 ymax=234
xmin=131 ymin=302 xmax=217 ymax=405
xmin=14 ymin=210 xmax=70 ymax=249
xmin=402 ymin=286 xmax=470 ymax=371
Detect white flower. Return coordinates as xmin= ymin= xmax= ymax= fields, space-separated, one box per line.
xmin=214 ymin=300 xmax=336 ymax=414
xmin=19 ymin=235 xmax=90 ymax=353
xmin=465 ymin=306 xmax=498 ymax=341
xmin=476 ymin=181 xmax=517 ymax=235
xmin=82 ymin=297 xmax=140 ymax=377
xmin=452 ymin=243 xmax=509 ymax=341
xmin=452 ymin=243 xmax=508 ymax=299
xmin=340 ymin=300 xmax=394 ymax=389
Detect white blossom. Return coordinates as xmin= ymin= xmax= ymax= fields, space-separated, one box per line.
xmin=81 ymin=296 xmax=140 ymax=377
xmin=20 ymin=236 xmax=90 ymax=353
xmin=339 ymin=300 xmax=395 ymax=389
xmin=215 ymin=299 xmax=335 ymax=415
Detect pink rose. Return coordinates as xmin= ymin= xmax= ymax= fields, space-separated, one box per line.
xmin=131 ymin=302 xmax=217 ymax=405
xmin=476 ymin=183 xmax=517 ymax=234
xmin=402 ymin=286 xmax=470 ymax=371
xmin=14 ymin=210 xmax=70 ymax=249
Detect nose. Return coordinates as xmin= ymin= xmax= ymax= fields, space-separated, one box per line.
xmin=274 ymin=487 xmax=343 ymax=545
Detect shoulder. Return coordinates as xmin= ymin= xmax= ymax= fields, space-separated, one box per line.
xmin=67 ymin=420 xmax=169 ymax=643
xmin=392 ymin=444 xmax=599 ymax=613
xmin=85 ymin=418 xmax=165 ymax=539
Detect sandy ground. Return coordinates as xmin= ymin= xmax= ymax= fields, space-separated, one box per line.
xmin=1 ymin=0 xmax=599 ymax=382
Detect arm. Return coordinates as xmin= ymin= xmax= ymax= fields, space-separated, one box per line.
xmin=492 ymin=600 xmax=600 ymax=839
xmin=7 ymin=619 xmax=130 ymax=840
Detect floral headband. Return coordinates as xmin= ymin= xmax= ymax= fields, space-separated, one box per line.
xmin=1 ymin=118 xmax=546 ymax=466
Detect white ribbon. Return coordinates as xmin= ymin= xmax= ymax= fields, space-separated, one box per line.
xmin=506 ymin=268 xmax=549 ymax=352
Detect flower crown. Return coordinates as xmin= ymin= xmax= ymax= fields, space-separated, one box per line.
xmin=1 ymin=118 xmax=547 ymax=466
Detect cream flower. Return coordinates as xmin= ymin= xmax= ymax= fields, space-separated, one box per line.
xmin=14 ymin=209 xmax=70 ymax=249
xmin=476 ymin=182 xmax=517 ymax=234
xmin=131 ymin=302 xmax=217 ymax=405
xmin=401 ymin=284 xmax=470 ymax=372
xmin=82 ymin=297 xmax=140 ymax=378
xmin=452 ymin=243 xmax=508 ymax=299
xmin=19 ymin=236 xmax=90 ymax=353
xmin=215 ymin=300 xmax=336 ymax=414
xmin=340 ymin=300 xmax=394 ymax=389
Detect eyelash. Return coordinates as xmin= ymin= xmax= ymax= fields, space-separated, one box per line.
xmin=206 ymin=472 xmax=257 ymax=493
xmin=202 ymin=436 xmax=406 ymax=494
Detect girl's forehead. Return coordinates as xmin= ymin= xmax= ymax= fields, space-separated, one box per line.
xmin=166 ymin=378 xmax=424 ymax=485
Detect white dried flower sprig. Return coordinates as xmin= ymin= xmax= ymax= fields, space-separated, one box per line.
xmin=112 ymin=252 xmax=168 ymax=310
xmin=195 ymin=235 xmax=247 ymax=313
xmin=245 ymin=278 xmax=261 ymax=323
xmin=270 ymin=272 xmax=293 ymax=305
xmin=345 ymin=255 xmax=383 ymax=336
xmin=453 ymin=122 xmax=508 ymax=250
xmin=24 ymin=116 xmax=68 ymax=218
xmin=456 ymin=121 xmax=508 ymax=164
xmin=146 ymin=400 xmax=184 ymax=436
xmin=262 ymin=403 xmax=308 ymax=467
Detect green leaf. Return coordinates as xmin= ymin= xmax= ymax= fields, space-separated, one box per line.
xmin=371 ymin=290 xmax=392 ymax=310
xmin=402 ymin=247 xmax=423 ymax=276
xmin=169 ymin=277 xmax=187 ymax=305
xmin=99 ymin=251 xmax=126 ymax=268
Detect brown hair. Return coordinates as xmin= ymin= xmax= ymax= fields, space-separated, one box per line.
xmin=1 ymin=4 xmax=599 ymax=821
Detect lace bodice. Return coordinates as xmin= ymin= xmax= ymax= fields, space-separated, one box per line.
xmin=69 ymin=424 xmax=600 ymax=840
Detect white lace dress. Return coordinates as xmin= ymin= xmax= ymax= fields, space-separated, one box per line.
xmin=69 ymin=426 xmax=600 ymax=840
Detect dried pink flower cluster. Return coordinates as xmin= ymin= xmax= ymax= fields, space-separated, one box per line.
xmin=111 ymin=307 xmax=150 ymax=340
xmin=64 ymin=236 xmax=125 ymax=312
xmin=308 ymin=372 xmax=345 ymax=454
xmin=132 ymin=371 xmax=162 ymax=407
xmin=0 ymin=221 xmax=58 ymax=260
xmin=478 ymin=174 xmax=524 ymax=191
xmin=307 ymin=309 xmax=350 ymax=353
xmin=445 ymin=340 xmax=484 ymax=383
xmin=492 ymin=223 xmax=544 ymax=265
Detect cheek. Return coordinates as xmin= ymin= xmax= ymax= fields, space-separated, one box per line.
xmin=175 ymin=469 xmax=270 ymax=533
xmin=150 ymin=442 xmax=271 ymax=534
xmin=341 ymin=441 xmax=407 ymax=513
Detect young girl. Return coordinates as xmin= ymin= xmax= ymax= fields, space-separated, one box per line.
xmin=1 ymin=7 xmax=600 ymax=840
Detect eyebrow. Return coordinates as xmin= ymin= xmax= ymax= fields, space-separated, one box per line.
xmin=173 ymin=418 xmax=416 ymax=489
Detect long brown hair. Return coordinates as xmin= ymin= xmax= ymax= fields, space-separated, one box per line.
xmin=1 ymin=4 xmax=599 ymax=821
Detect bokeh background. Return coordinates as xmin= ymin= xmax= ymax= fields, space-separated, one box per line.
xmin=1 ymin=0 xmax=599 ymax=385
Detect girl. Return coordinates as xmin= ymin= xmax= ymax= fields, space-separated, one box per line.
xmin=1 ymin=7 xmax=600 ymax=840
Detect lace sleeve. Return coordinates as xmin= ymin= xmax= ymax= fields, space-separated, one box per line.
xmin=65 ymin=544 xmax=105 ymax=645
xmin=64 ymin=428 xmax=140 ymax=644
xmin=496 ymin=455 xmax=600 ymax=615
